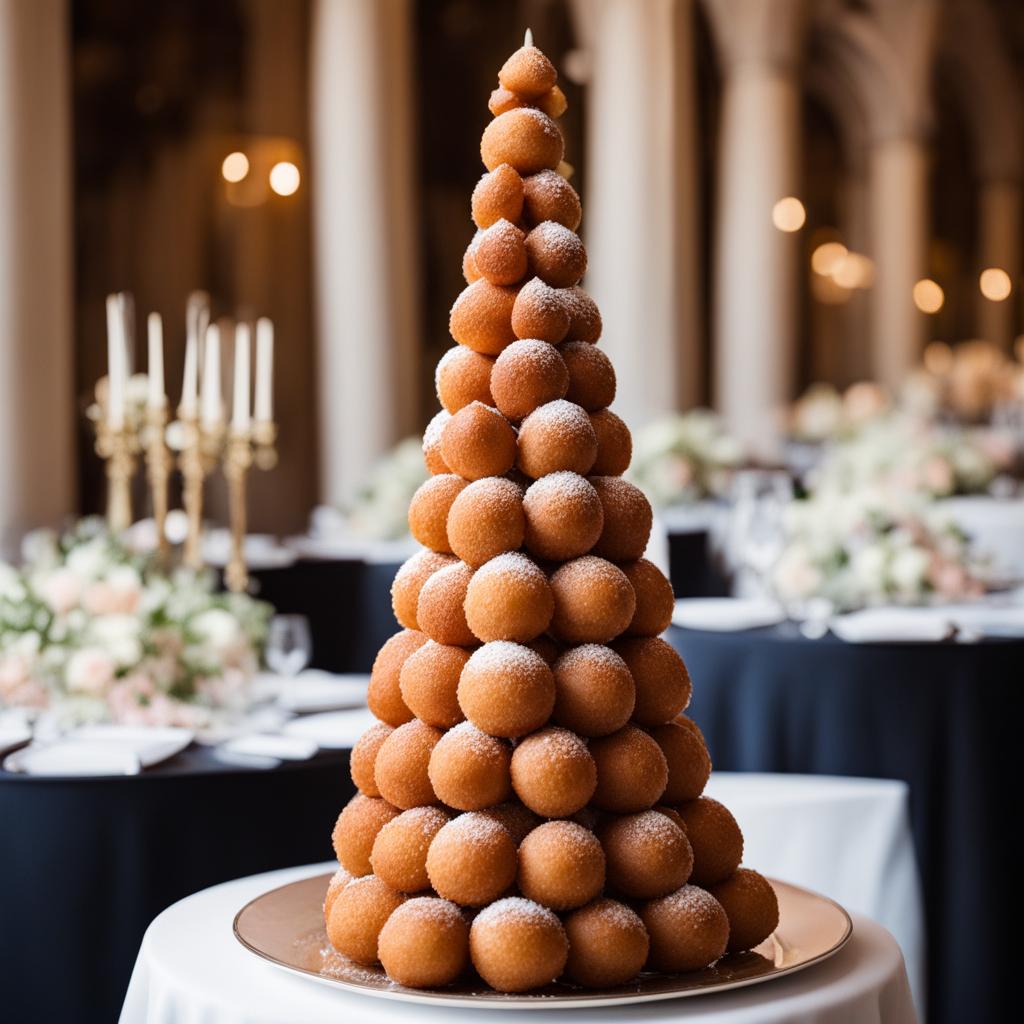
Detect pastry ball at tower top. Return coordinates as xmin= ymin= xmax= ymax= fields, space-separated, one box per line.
xmin=458 ymin=640 xmax=555 ymax=738
xmin=391 ymin=550 xmax=454 ymax=633
xmin=465 ymin=552 xmax=555 ymax=644
xmin=612 ymin=636 xmax=692 ymax=727
xmin=549 ymin=555 xmax=636 ymax=644
xmin=517 ymin=399 xmax=598 ymax=479
xmin=350 ymin=720 xmax=394 ymax=797
xmin=373 ymin=719 xmax=442 ymax=810
xmin=450 ymin=279 xmax=518 ymax=355
xmin=470 ymin=897 xmax=569 ymax=993
xmin=474 ymin=219 xmax=528 ymax=286
xmin=368 ymin=627 xmax=428 ymax=726
xmin=512 ymin=277 xmax=570 ymax=343
xmin=675 ymin=796 xmax=744 ymax=887
xmin=426 ymin=811 xmax=518 ymax=907
xmin=332 ymin=794 xmax=401 ymax=877
xmin=590 ymin=476 xmax=653 ymax=562
xmin=522 ymin=471 xmax=603 ymax=561
xmin=436 ymin=345 xmax=494 ymax=413
xmin=523 ymin=170 xmax=582 ymax=231
xmin=428 ymin=721 xmax=513 ymax=811
xmin=621 ymin=558 xmax=674 ymax=636
xmin=481 ymin=108 xmax=564 ymax=175
xmin=641 ymin=885 xmax=730 ymax=973
xmin=491 ymin=339 xmax=569 ymax=421
xmin=499 ymin=43 xmax=558 ymax=99
xmin=398 ymin=639 xmax=468 ymax=729
xmin=416 ymin=561 xmax=476 ymax=647
xmin=440 ymin=401 xmax=517 ymax=481
xmin=408 ymin=474 xmax=467 ymax=553
xmin=517 ymin=820 xmax=606 ymax=911
xmin=526 ymin=222 xmax=587 ymax=288
xmin=590 ymin=409 xmax=631 ymax=476
xmin=650 ymin=715 xmax=712 ymax=803
xmin=551 ymin=643 xmax=635 ymax=737
xmin=378 ymin=897 xmax=470 ymax=989
xmin=447 ymin=476 xmax=525 ymax=568
xmin=562 ymin=342 xmax=616 ymax=412
xmin=589 ymin=723 xmax=669 ymax=813
xmin=599 ymin=810 xmax=693 ymax=900
xmin=563 ymin=898 xmax=650 ymax=988
xmin=370 ymin=806 xmax=450 ymax=894
xmin=472 ymin=163 xmax=524 ymax=229
xmin=326 ymin=874 xmax=406 ymax=967
xmin=510 ymin=726 xmax=597 ymax=818
xmin=709 ymin=868 xmax=780 ymax=953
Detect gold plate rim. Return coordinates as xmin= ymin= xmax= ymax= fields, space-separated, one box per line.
xmin=232 ymin=871 xmax=853 ymax=1010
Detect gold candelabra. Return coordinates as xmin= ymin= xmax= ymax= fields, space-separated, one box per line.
xmin=224 ymin=429 xmax=254 ymax=593
xmin=178 ymin=415 xmax=224 ymax=571
xmin=145 ymin=405 xmax=172 ymax=562
xmin=95 ymin=420 xmax=138 ymax=534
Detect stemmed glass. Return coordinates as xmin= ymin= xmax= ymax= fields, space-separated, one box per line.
xmin=265 ymin=615 xmax=312 ymax=678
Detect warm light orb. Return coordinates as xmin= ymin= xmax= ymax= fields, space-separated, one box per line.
xmin=221 ymin=151 xmax=250 ymax=183
xmin=269 ymin=161 xmax=301 ymax=196
xmin=772 ymin=197 xmax=806 ymax=232
xmin=979 ymin=267 xmax=1012 ymax=301
xmin=913 ymin=278 xmax=944 ymax=314
xmin=833 ymin=253 xmax=874 ymax=290
xmin=811 ymin=242 xmax=847 ymax=276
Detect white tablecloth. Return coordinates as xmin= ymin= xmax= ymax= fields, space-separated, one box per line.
xmin=121 ymin=867 xmax=915 ymax=1024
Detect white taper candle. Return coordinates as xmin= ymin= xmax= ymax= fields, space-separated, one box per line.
xmin=201 ymin=324 xmax=222 ymax=428
xmin=232 ymin=323 xmax=251 ymax=431
xmin=106 ymin=294 xmax=126 ymax=430
xmin=255 ymin=317 xmax=274 ymax=423
xmin=147 ymin=313 xmax=165 ymax=408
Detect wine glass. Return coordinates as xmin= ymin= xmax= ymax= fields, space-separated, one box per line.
xmin=265 ymin=615 xmax=312 ymax=678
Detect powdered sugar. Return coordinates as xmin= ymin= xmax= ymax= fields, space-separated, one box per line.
xmin=473 ymin=895 xmax=560 ymax=930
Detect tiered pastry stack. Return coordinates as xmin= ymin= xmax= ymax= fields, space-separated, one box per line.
xmin=325 ymin=37 xmax=779 ymax=994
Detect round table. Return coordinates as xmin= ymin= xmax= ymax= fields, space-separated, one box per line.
xmin=0 ymin=744 xmax=355 ymax=1024
xmin=120 ymin=862 xmax=917 ymax=1024
xmin=669 ymin=622 xmax=1020 ymax=1024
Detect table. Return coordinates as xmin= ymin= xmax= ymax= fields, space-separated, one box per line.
xmin=0 ymin=744 xmax=355 ymax=1024
xmin=120 ymin=862 xmax=917 ymax=1024
xmin=669 ymin=622 xmax=1020 ymax=1024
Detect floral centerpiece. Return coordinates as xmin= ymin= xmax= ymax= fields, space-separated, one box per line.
xmin=786 ymin=381 xmax=890 ymax=443
xmin=345 ymin=437 xmax=428 ymax=540
xmin=0 ymin=519 xmax=271 ymax=726
xmin=629 ymin=410 xmax=744 ymax=507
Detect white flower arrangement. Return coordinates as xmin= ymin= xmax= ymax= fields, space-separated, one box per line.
xmin=0 ymin=519 xmax=271 ymax=726
xmin=787 ymin=382 xmax=890 ymax=443
xmin=630 ymin=411 xmax=745 ymax=507
xmin=346 ymin=437 xmax=428 ymax=540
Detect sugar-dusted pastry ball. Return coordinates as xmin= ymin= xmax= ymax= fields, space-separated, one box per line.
xmin=511 ymin=277 xmax=570 ymax=343
xmin=332 ymin=794 xmax=402 ymax=876
xmin=525 ymin=222 xmax=587 ymax=288
xmin=440 ymin=401 xmax=517 ymax=481
xmin=368 ymin=628 xmax=429 ymax=726
xmin=472 ymin=163 xmax=524 ymax=229
xmin=612 ymin=636 xmax=691 ymax=727
xmin=589 ymin=409 xmax=632 ymax=476
xmin=676 ymin=797 xmax=744 ymax=887
xmin=351 ymin=721 xmax=394 ymax=797
xmin=549 ymin=556 xmax=636 ymax=644
xmin=326 ymin=874 xmax=406 ymax=966
xmin=470 ymin=897 xmax=569 ymax=992
xmin=428 ymin=721 xmax=513 ymax=811
xmin=378 ymin=897 xmax=470 ymax=988
xmin=481 ymin=108 xmax=564 ymax=175
xmin=709 ymin=868 xmax=780 ymax=953
xmin=538 ymin=84 xmax=568 ymax=118
xmin=527 ymin=634 xmax=563 ymax=665
xmin=511 ymin=727 xmax=597 ymax=818
xmin=522 ymin=170 xmax=582 ymax=231
xmin=324 ymin=866 xmax=353 ymax=922
xmin=491 ymin=339 xmax=569 ymax=422
xmin=447 ymin=476 xmax=525 ymax=568
xmin=640 ymin=885 xmax=729 ymax=972
xmin=478 ymin=801 xmax=542 ymax=845
xmin=590 ymin=477 xmax=652 ymax=562
xmin=499 ymin=44 xmax=558 ymax=99
xmin=621 ymin=559 xmax=674 ymax=637
xmin=522 ymin=471 xmax=603 ymax=561
xmin=371 ymin=806 xmax=451 ymax=893
xmin=589 ymin=724 xmax=668 ymax=813
xmin=458 ymin=641 xmax=555 ymax=738
xmin=463 ymin=233 xmax=481 ymax=283
xmin=398 ymin=640 xmax=469 ymax=729
xmin=552 ymin=643 xmax=635 ymax=737
xmin=517 ymin=820 xmax=605 ymax=911
xmin=563 ymin=286 xmax=602 ymax=343
xmin=563 ymin=898 xmax=649 ymax=988
xmin=517 ymin=400 xmax=598 ymax=479
xmin=374 ymin=719 xmax=443 ymax=810
xmin=473 ymin=219 xmax=528 ymax=287
xmin=436 ymin=346 xmax=494 ymax=413
xmin=465 ymin=552 xmax=554 ymax=644
xmin=426 ymin=812 xmax=518 ymax=907
xmin=561 ymin=342 xmax=615 ymax=412
xmin=423 ymin=410 xmax=452 ymax=474
xmin=408 ymin=474 xmax=467 ymax=553
xmin=416 ymin=562 xmax=477 ymax=647
xmin=391 ymin=551 xmax=455 ymax=633
xmin=650 ymin=716 xmax=711 ymax=803
xmin=654 ymin=804 xmax=687 ymax=832
xmin=488 ymin=86 xmax=523 ymax=117
xmin=599 ymin=810 xmax=693 ymax=900
xmin=450 ymin=280 xmax=518 ymax=356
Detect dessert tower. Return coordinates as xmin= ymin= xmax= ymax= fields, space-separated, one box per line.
xmin=325 ymin=36 xmax=779 ymax=993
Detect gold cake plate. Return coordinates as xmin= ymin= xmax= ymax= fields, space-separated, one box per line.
xmin=233 ymin=872 xmax=852 ymax=1010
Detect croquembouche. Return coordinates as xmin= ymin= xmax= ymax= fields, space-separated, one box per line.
xmin=325 ymin=33 xmax=779 ymax=993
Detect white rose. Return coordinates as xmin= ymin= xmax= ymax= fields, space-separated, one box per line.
xmin=851 ymin=545 xmax=887 ymax=591
xmin=38 ymin=568 xmax=83 ymax=615
xmin=88 ymin=614 xmax=143 ymax=668
xmin=66 ymin=647 xmax=116 ymax=695
xmin=773 ymin=545 xmax=823 ymax=600
xmin=889 ymin=546 xmax=930 ymax=596
xmin=66 ymin=540 xmax=109 ymax=581
xmin=191 ymin=608 xmax=242 ymax=653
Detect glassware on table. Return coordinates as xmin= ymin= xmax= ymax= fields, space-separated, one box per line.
xmin=727 ymin=470 xmax=792 ymax=600
xmin=265 ymin=615 xmax=312 ymax=678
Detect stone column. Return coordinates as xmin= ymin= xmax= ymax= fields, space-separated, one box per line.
xmin=0 ymin=0 xmax=75 ymax=557
xmin=977 ymin=179 xmax=1020 ymax=348
xmin=310 ymin=0 xmax=420 ymax=509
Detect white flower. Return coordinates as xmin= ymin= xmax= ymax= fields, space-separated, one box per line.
xmin=0 ymin=562 xmax=23 ymax=600
xmin=191 ymin=608 xmax=242 ymax=653
xmin=66 ymin=539 xmax=110 ymax=581
xmin=772 ymin=544 xmax=822 ymax=600
xmin=87 ymin=614 xmax=143 ymax=667
xmin=66 ymin=648 xmax=116 ymax=695
xmin=20 ymin=529 xmax=58 ymax=568
xmin=38 ymin=568 xmax=83 ymax=615
xmin=890 ymin=546 xmax=930 ymax=595
xmin=851 ymin=545 xmax=887 ymax=591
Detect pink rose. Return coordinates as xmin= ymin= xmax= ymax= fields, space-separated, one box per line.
xmin=83 ymin=578 xmax=141 ymax=616
xmin=39 ymin=569 xmax=83 ymax=615
xmin=65 ymin=647 xmax=116 ymax=695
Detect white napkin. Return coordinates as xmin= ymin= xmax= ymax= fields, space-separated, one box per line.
xmin=219 ymin=733 xmax=318 ymax=761
xmin=829 ymin=607 xmax=953 ymax=643
xmin=69 ymin=725 xmax=193 ymax=767
xmin=257 ymin=670 xmax=370 ymax=713
xmin=282 ymin=707 xmax=377 ymax=749
xmin=0 ymin=722 xmax=32 ymax=757
xmin=4 ymin=741 xmax=141 ymax=776
xmin=672 ymin=597 xmax=786 ymax=632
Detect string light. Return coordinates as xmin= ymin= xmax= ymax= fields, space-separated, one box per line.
xmin=913 ymin=278 xmax=944 ymax=314
xmin=772 ymin=197 xmax=806 ymax=232
xmin=221 ymin=152 xmax=249 ymax=183
xmin=832 ymin=253 xmax=874 ymax=290
xmin=811 ymin=242 xmax=847 ymax=276
xmin=269 ymin=161 xmax=301 ymax=196
xmin=979 ymin=267 xmax=1012 ymax=301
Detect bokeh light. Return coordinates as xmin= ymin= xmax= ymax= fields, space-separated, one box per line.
xmin=811 ymin=242 xmax=847 ymax=276
xmin=221 ymin=151 xmax=249 ymax=183
xmin=772 ymin=197 xmax=806 ymax=232
xmin=913 ymin=278 xmax=944 ymax=314
xmin=269 ymin=161 xmax=301 ymax=196
xmin=979 ymin=267 xmax=1012 ymax=301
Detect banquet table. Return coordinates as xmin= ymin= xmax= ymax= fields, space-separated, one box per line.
xmin=0 ymin=744 xmax=355 ymax=1024
xmin=120 ymin=862 xmax=917 ymax=1024
xmin=669 ymin=622 xmax=1020 ymax=1024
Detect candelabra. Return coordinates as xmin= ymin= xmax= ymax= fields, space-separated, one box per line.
xmin=95 ymin=420 xmax=138 ymax=534
xmin=222 ymin=420 xmax=278 ymax=592
xmin=145 ymin=405 xmax=172 ymax=562
xmin=179 ymin=415 xmax=224 ymax=571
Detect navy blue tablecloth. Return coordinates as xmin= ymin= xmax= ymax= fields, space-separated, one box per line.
xmin=668 ymin=622 xmax=1021 ymax=1024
